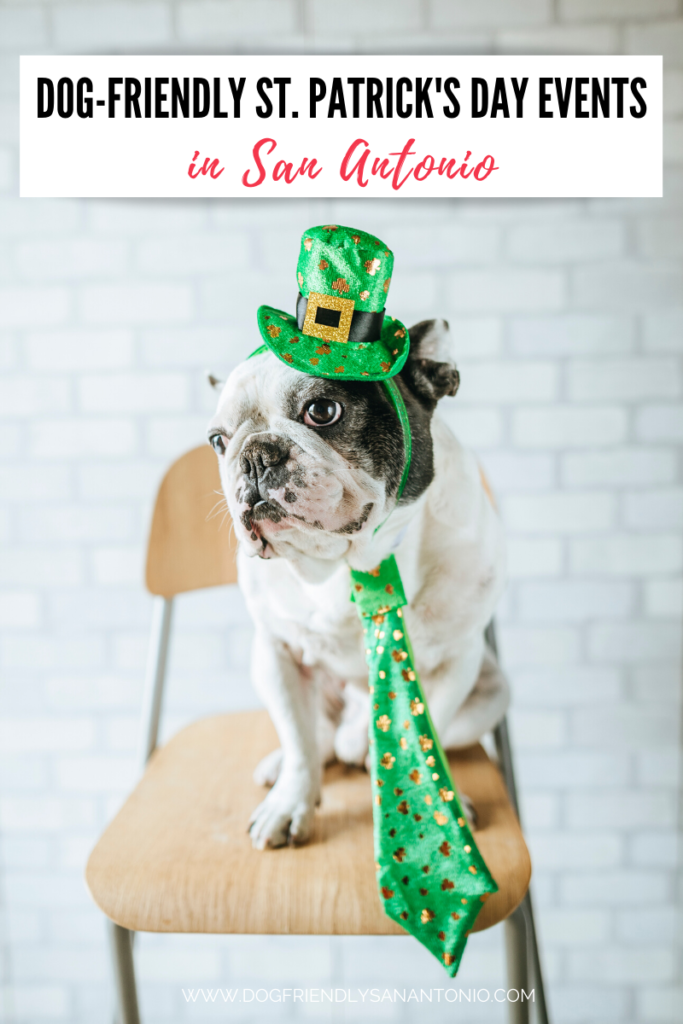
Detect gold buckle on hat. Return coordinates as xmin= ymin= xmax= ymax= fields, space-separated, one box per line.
xmin=302 ymin=291 xmax=355 ymax=344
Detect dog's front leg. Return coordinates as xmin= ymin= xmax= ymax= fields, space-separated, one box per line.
xmin=248 ymin=628 xmax=320 ymax=849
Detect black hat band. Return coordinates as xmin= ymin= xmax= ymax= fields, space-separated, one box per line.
xmin=296 ymin=292 xmax=386 ymax=344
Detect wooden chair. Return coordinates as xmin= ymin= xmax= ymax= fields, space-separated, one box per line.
xmin=85 ymin=446 xmax=550 ymax=1024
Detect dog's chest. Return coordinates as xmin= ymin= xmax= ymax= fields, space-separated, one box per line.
xmin=243 ymin=559 xmax=370 ymax=681
xmin=285 ymin=611 xmax=367 ymax=681
xmin=244 ymin=557 xmax=454 ymax=689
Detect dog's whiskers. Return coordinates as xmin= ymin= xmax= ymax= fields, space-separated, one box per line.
xmin=206 ymin=493 xmax=229 ymax=523
xmin=205 ymin=490 xmax=238 ymax=537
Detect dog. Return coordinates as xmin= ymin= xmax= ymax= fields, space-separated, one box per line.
xmin=208 ymin=318 xmax=508 ymax=849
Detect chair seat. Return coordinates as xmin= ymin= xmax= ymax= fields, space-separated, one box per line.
xmin=86 ymin=710 xmax=530 ymax=936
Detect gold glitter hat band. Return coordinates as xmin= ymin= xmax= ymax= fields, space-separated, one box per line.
xmin=295 ymin=290 xmax=387 ymax=345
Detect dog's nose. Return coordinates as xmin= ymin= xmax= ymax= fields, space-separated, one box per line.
xmin=239 ymin=435 xmax=291 ymax=485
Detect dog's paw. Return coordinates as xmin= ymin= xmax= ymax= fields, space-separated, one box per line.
xmin=248 ymin=772 xmax=319 ymax=850
xmin=253 ymin=747 xmax=283 ymax=788
xmin=460 ymin=792 xmax=478 ymax=830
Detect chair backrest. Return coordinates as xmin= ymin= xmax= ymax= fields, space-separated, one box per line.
xmin=145 ymin=445 xmax=239 ymax=597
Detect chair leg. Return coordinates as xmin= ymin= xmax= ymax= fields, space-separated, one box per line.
xmin=487 ymin=621 xmax=551 ymax=1024
xmin=504 ymin=904 xmax=529 ymax=1024
xmin=108 ymin=921 xmax=140 ymax=1024
xmin=138 ymin=595 xmax=173 ymax=771
xmin=493 ymin=715 xmax=551 ymax=1023
xmin=109 ymin=599 xmax=172 ymax=1021
xmin=520 ymin=890 xmax=550 ymax=1024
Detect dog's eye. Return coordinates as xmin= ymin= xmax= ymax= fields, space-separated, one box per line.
xmin=209 ymin=433 xmax=226 ymax=454
xmin=303 ymin=399 xmax=343 ymax=427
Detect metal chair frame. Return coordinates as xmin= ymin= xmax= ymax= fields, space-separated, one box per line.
xmin=106 ymin=596 xmax=549 ymax=1024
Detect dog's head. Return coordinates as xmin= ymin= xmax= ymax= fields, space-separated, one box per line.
xmin=207 ymin=319 xmax=459 ymax=564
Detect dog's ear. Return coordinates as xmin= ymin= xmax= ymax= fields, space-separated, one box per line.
xmin=401 ymin=319 xmax=460 ymax=404
xmin=207 ymin=372 xmax=224 ymax=391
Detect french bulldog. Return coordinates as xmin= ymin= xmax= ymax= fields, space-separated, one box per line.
xmin=208 ymin=319 xmax=508 ymax=849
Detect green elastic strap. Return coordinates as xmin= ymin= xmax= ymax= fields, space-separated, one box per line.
xmin=246 ymin=343 xmax=412 ymax=507
xmin=382 ymin=376 xmax=412 ymax=504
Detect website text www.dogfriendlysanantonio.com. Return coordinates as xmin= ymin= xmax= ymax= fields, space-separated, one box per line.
xmin=181 ymin=986 xmax=535 ymax=1006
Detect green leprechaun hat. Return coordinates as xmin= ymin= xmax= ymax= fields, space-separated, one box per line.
xmin=257 ymin=224 xmax=410 ymax=381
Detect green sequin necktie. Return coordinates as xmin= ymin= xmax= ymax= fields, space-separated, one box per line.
xmin=350 ymin=555 xmax=498 ymax=976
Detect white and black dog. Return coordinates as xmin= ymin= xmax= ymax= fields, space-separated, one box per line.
xmin=208 ymin=319 xmax=508 ymax=850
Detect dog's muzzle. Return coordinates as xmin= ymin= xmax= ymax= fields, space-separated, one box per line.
xmin=238 ymin=434 xmax=292 ymax=513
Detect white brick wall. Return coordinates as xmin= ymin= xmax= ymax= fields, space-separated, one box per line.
xmin=0 ymin=4 xmax=681 ymax=1024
